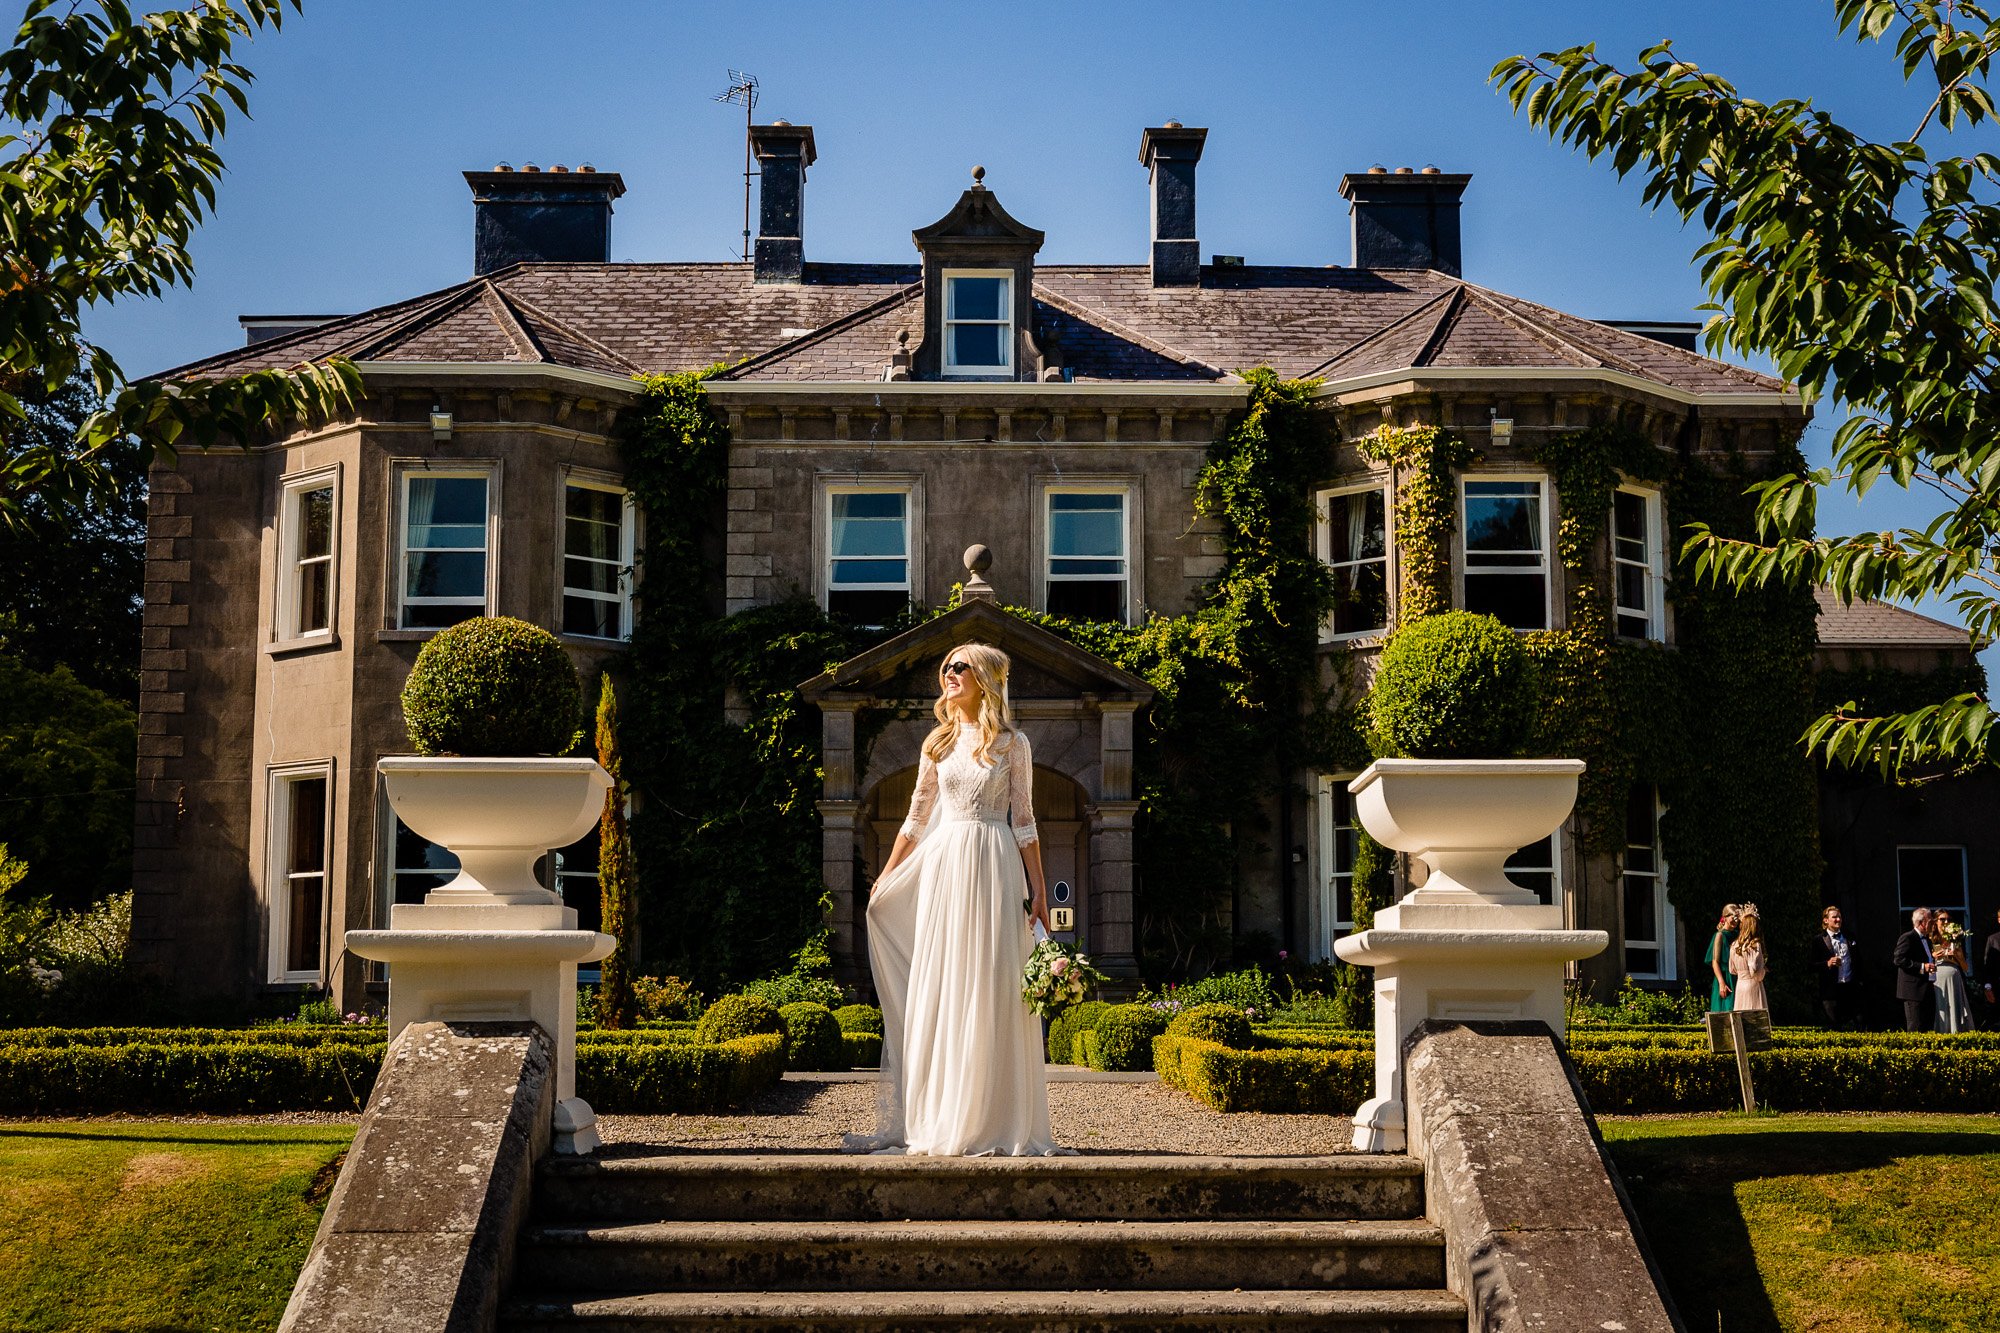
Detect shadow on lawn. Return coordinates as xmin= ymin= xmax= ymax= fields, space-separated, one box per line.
xmin=1610 ymin=1127 xmax=1999 ymax=1333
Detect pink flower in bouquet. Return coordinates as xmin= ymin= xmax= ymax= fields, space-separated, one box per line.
xmin=1052 ymin=957 xmax=1069 ymax=975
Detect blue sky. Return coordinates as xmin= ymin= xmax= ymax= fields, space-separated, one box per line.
xmin=80 ymin=0 xmax=1994 ymax=674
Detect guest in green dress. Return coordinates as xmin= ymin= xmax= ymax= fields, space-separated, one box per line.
xmin=1706 ymin=904 xmax=1742 ymax=1012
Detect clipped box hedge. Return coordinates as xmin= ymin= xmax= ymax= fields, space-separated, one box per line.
xmin=1575 ymin=1045 xmax=2000 ymax=1114
xmin=1154 ymin=1034 xmax=1372 ymax=1114
xmin=576 ymin=1032 xmax=785 ymax=1113
xmin=844 ymin=1032 xmax=882 ymax=1067
xmin=0 ymin=1040 xmax=385 ymax=1113
xmin=0 ymin=1026 xmax=389 ymax=1049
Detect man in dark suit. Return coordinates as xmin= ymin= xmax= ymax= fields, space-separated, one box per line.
xmin=1981 ymin=908 xmax=2000 ymax=1024
xmin=1893 ymin=907 xmax=1938 ymax=1032
xmin=1813 ymin=905 xmax=1860 ymax=1028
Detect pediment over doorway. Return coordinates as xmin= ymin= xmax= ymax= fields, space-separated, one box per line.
xmin=796 ymin=600 xmax=1153 ymax=706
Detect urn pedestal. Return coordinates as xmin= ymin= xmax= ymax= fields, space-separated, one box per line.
xmin=1334 ymin=759 xmax=1608 ymax=1154
xmin=346 ymin=757 xmax=615 ymax=1155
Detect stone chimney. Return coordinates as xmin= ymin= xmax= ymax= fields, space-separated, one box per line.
xmin=1139 ymin=123 xmax=1207 ymax=287
xmin=1338 ymin=166 xmax=1472 ymax=276
xmin=751 ymin=122 xmax=816 ymax=283
xmin=463 ymin=164 xmax=625 ymax=276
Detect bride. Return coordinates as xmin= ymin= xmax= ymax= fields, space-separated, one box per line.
xmin=843 ymin=641 xmax=1068 ymax=1157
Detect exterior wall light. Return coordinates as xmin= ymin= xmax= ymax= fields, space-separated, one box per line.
xmin=1490 ymin=414 xmax=1514 ymax=447
xmin=430 ymin=408 xmax=453 ymax=441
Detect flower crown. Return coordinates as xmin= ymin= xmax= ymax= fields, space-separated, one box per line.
xmin=1736 ymin=902 xmax=1761 ymax=918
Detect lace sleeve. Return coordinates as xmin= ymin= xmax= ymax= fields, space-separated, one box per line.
xmin=1007 ymin=732 xmax=1039 ymax=848
xmin=897 ymin=752 xmax=938 ymax=845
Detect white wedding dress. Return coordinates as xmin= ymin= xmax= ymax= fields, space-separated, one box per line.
xmin=844 ymin=724 xmax=1066 ymax=1157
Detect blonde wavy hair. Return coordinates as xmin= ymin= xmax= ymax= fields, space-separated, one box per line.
xmin=1731 ymin=907 xmax=1762 ymax=959
xmin=923 ymin=641 xmax=1015 ymax=768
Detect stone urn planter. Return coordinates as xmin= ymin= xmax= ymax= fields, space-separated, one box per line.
xmin=1333 ymin=614 xmax=1607 ymax=1154
xmin=344 ymin=617 xmax=615 ymax=1154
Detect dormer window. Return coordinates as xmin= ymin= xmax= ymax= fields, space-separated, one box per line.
xmin=944 ymin=271 xmax=1013 ymax=376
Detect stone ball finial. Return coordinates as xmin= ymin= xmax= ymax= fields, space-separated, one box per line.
xmin=972 ymin=164 xmax=986 ymax=186
xmin=897 ymin=328 xmax=910 ymax=347
xmin=964 ymin=544 xmax=993 ymax=576
xmin=1165 ymin=119 xmax=1182 ymax=128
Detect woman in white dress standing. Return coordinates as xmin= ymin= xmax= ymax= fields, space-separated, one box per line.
xmin=844 ymin=641 xmax=1067 ymax=1157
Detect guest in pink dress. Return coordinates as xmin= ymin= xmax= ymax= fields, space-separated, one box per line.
xmin=1730 ymin=905 xmax=1769 ymax=1012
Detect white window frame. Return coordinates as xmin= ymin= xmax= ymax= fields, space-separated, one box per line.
xmin=1458 ymin=473 xmax=1553 ymax=631
xmin=1316 ymin=480 xmax=1392 ymax=643
xmin=1041 ymin=483 xmax=1135 ymax=625
xmin=395 ymin=466 xmax=496 ymax=631
xmin=1612 ymin=483 xmax=1666 ymax=643
xmin=1504 ymin=827 xmax=1566 ymax=907
xmin=818 ymin=480 xmax=919 ymax=624
xmin=559 ymin=474 xmax=636 ymax=641
xmin=1896 ymin=844 xmax=1970 ymax=916
xmin=1622 ymin=789 xmax=1676 ymax=980
xmin=942 ymin=268 xmax=1014 ymax=378
xmin=266 ymin=761 xmax=333 ymax=985
xmin=1314 ymin=774 xmax=1363 ymax=960
xmin=275 ymin=465 xmax=340 ymax=645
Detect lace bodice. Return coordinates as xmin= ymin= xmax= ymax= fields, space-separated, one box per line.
xmin=898 ymin=725 xmax=1038 ymax=848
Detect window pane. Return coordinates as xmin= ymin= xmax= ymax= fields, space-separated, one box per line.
xmin=563 ymin=556 xmax=621 ymax=596
xmin=950 ymin=323 xmax=1005 ymax=368
xmin=831 ymin=493 xmax=907 ymax=558
xmin=949 ymin=276 xmax=1006 ymax=320
xmin=1464 ymin=482 xmax=1542 ymax=554
xmin=565 ymin=516 xmax=621 ymax=562
xmin=288 ymin=778 xmax=327 ymax=876
xmin=828 ymin=588 xmax=911 ymax=626
xmin=1051 ymin=558 xmax=1124 ymax=577
xmin=565 ymin=485 xmax=622 ymax=525
xmin=407 ymin=551 xmax=486 ymax=600
xmin=1051 ymin=494 xmax=1125 ymax=557
xmin=1624 ymin=946 xmax=1660 ymax=975
xmin=410 ymin=476 xmax=487 ymax=526
xmin=299 ymin=487 xmax=334 ymax=560
xmin=1505 ymin=836 xmax=1554 ymax=904
xmin=1047 ymin=579 xmax=1126 ymax=622
xmin=298 ymin=560 xmax=331 ymax=634
xmin=1616 ymin=564 xmax=1649 ymax=614
xmin=563 ymin=595 xmax=620 ymax=639
xmin=286 ymin=875 xmax=323 ymax=974
xmin=1332 ymin=561 xmax=1387 ymax=636
xmin=400 ymin=601 xmax=483 ymax=630
xmin=1613 ymin=490 xmax=1647 ymax=555
xmin=1328 ymin=491 xmax=1386 ymax=564
xmin=1624 ymin=877 xmax=1658 ymax=941
xmin=395 ymin=818 xmax=458 ymax=904
xmin=1464 ymin=572 xmax=1546 ymax=630
xmin=830 ymin=558 xmax=908 ymax=586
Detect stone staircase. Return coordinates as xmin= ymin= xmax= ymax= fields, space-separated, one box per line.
xmin=500 ymin=1153 xmax=1464 ymax=1332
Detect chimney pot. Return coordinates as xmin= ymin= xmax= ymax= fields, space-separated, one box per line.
xmin=550 ymin=163 xmax=569 ymax=173
xmin=522 ymin=162 xmax=539 ymax=172
xmin=464 ymin=165 xmax=626 ymax=275
xmin=749 ymin=122 xmax=817 ymax=282
xmin=1338 ymin=169 xmax=1471 ymax=276
xmin=1139 ymin=123 xmax=1208 ymax=287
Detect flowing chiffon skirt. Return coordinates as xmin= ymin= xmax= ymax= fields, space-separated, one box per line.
xmin=844 ymin=815 xmax=1065 ymax=1157
xmin=1935 ymin=964 xmax=1973 ymax=1033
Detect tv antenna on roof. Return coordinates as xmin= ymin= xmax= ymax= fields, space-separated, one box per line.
xmin=713 ymin=69 xmax=760 ymax=263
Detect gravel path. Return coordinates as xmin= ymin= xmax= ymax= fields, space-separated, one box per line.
xmin=597 ymin=1075 xmax=1360 ymax=1157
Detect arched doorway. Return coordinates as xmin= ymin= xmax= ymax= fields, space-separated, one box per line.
xmin=851 ymin=765 xmax=1091 ymax=1000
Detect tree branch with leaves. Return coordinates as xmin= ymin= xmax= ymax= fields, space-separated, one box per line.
xmin=1 ymin=0 xmax=358 ymax=527
xmin=1495 ymin=0 xmax=1998 ymax=776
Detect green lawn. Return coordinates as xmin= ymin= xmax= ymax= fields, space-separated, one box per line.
xmin=1602 ymin=1113 xmax=2000 ymax=1333
xmin=0 ymin=1120 xmax=353 ymax=1333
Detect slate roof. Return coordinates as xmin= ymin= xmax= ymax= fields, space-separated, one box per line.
xmin=1814 ymin=586 xmax=1975 ymax=648
xmin=165 ymin=260 xmax=1789 ymax=395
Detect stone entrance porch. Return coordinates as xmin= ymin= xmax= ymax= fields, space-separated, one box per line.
xmin=797 ymin=598 xmax=1154 ymax=993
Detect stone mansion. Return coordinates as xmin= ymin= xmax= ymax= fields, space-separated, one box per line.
xmin=130 ymin=122 xmax=1993 ymax=1014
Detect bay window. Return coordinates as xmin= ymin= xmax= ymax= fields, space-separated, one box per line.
xmin=1318 ymin=483 xmax=1389 ymax=639
xmin=1461 ymin=477 xmax=1550 ymax=630
xmin=399 ymin=470 xmax=492 ymax=629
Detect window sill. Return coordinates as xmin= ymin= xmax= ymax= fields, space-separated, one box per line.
xmin=265 ymin=633 xmax=341 ymax=658
xmin=557 ymin=633 xmax=631 ymax=650
xmin=378 ymin=628 xmax=443 ymax=643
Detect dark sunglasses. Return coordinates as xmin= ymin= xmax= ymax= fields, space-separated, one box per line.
xmin=941 ymin=661 xmax=974 ymax=678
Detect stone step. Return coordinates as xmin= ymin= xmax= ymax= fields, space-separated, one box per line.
xmin=534 ymin=1153 xmax=1425 ymax=1223
xmin=514 ymin=1218 xmax=1446 ymax=1294
xmin=499 ymin=1287 xmax=1467 ymax=1333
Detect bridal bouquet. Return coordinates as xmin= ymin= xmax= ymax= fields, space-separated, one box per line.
xmin=1022 ymin=938 xmax=1108 ymax=1018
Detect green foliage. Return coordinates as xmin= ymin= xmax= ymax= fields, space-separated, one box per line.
xmin=1815 ymin=662 xmax=1989 ymax=722
xmin=0 ymin=1026 xmax=385 ymax=1049
xmin=1266 ymin=990 xmax=1362 ymax=1029
xmin=1368 ymin=611 xmax=1539 ymax=758
xmin=1496 ymin=8 xmax=2000 ymax=774
xmin=631 ymin=975 xmax=704 ymax=1022
xmin=1575 ymin=1045 xmax=2000 ymax=1115
xmin=1088 ymin=1004 xmax=1172 ymax=1072
xmin=1567 ymin=978 xmax=1708 ymax=1028
xmin=290 ymin=999 xmax=340 ymax=1026
xmin=1165 ymin=1002 xmax=1254 ymax=1048
xmin=843 ymin=1031 xmax=883 ymax=1067
xmin=741 ymin=969 xmax=849 ymax=1011
xmin=776 ymin=1001 xmax=847 ymax=1071
xmin=576 ymin=1032 xmax=786 ymax=1112
xmin=833 ymin=1003 xmax=883 ymax=1036
xmin=1356 ymin=424 xmax=1478 ymax=621
xmin=1046 ymin=999 xmax=1109 ymax=1065
xmin=1142 ymin=966 xmax=1280 ymax=1018
xmin=594 ymin=677 xmax=637 ymax=1029
xmin=1 ymin=0 xmax=359 ymax=525
xmin=694 ymin=993 xmax=783 ymax=1045
xmin=1154 ymin=1034 xmax=1371 ymax=1113
xmin=0 ymin=1040 xmax=381 ymax=1113
xmin=399 ymin=616 xmax=583 ymax=757
xmin=0 ymin=654 xmax=134 ymax=912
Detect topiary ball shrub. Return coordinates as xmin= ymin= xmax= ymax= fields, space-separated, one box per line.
xmin=778 ymin=1002 xmax=848 ymax=1071
xmin=401 ymin=616 xmax=584 ymax=757
xmin=1092 ymin=1004 xmax=1172 ymax=1072
xmin=833 ymin=1004 xmax=883 ymax=1036
xmin=695 ymin=994 xmax=783 ymax=1045
xmin=1166 ymin=1002 xmax=1254 ymax=1049
xmin=1368 ymin=611 xmax=1538 ymax=759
